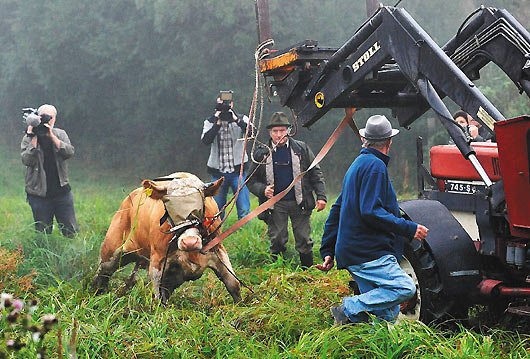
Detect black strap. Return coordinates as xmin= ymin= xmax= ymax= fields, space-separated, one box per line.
xmin=159 ymin=210 xmax=169 ymax=227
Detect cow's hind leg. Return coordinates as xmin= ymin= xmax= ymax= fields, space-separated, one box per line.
xmin=117 ymin=260 xmax=145 ymax=296
xmin=209 ymin=248 xmax=242 ymax=302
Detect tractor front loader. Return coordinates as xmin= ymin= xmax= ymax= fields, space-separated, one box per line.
xmin=256 ymin=2 xmax=530 ymax=324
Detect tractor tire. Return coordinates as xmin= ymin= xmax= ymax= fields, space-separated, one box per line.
xmin=399 ymin=238 xmax=468 ymax=324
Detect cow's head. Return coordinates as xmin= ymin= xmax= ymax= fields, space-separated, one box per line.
xmin=142 ymin=174 xmax=224 ymax=251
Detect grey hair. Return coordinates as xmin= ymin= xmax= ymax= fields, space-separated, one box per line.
xmin=37 ymin=104 xmax=57 ymax=118
xmin=361 ymin=137 xmax=391 ymax=149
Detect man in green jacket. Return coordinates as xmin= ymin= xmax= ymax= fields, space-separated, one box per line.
xmin=248 ymin=112 xmax=327 ymax=268
xmin=21 ymin=104 xmax=78 ymax=237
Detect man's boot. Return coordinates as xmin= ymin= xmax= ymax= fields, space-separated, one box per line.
xmin=299 ymin=252 xmax=313 ymax=269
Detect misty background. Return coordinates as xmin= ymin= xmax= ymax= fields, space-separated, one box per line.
xmin=0 ymin=0 xmax=528 ymax=193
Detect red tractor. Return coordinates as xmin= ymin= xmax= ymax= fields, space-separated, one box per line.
xmin=256 ymin=3 xmax=530 ymax=323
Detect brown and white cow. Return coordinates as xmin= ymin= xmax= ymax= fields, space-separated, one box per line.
xmin=92 ymin=172 xmax=241 ymax=303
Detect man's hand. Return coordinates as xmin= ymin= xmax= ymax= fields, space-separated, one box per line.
xmin=414 ymin=224 xmax=429 ymax=241
xmin=316 ymin=256 xmax=334 ymax=271
xmin=44 ymin=123 xmax=62 ymax=150
xmin=315 ymin=200 xmax=326 ymax=212
xmin=228 ymin=109 xmax=238 ymax=122
xmin=469 ymin=124 xmax=479 ymax=139
xmin=26 ymin=125 xmax=37 ymax=145
xmin=264 ymin=185 xmax=274 ymax=199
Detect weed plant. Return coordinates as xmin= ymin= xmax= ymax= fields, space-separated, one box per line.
xmin=0 ymin=146 xmax=529 ymax=358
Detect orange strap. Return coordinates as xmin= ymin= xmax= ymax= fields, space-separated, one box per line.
xmin=202 ymin=109 xmax=357 ymax=253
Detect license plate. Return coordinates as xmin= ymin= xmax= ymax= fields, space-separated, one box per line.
xmin=445 ymin=181 xmax=478 ymax=195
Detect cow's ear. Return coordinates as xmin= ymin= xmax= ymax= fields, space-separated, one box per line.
xmin=203 ymin=177 xmax=224 ymax=197
xmin=142 ymin=180 xmax=168 ymax=200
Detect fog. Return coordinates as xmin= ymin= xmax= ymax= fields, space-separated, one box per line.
xmin=0 ymin=0 xmax=528 ymax=191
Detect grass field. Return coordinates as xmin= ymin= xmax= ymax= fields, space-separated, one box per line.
xmin=1 ymin=148 xmax=529 ymax=358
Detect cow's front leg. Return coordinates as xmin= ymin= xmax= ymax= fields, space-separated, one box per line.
xmin=149 ymin=253 xmax=164 ymax=301
xmin=159 ymin=266 xmax=185 ymax=304
xmin=92 ymin=250 xmax=123 ymax=294
xmin=209 ymin=247 xmax=242 ymax=302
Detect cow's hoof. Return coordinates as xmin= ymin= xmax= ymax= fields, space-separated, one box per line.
xmin=93 ymin=286 xmax=108 ymax=296
xmin=92 ymin=277 xmax=109 ymax=295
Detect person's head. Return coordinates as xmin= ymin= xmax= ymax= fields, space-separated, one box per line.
xmin=267 ymin=112 xmax=291 ymax=146
xmin=37 ymin=104 xmax=57 ymax=126
xmin=452 ymin=110 xmax=469 ymax=128
xmin=359 ymin=115 xmax=399 ymax=154
xmin=216 ymin=96 xmax=234 ymax=109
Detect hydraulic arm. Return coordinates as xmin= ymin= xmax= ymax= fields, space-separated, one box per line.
xmin=259 ymin=6 xmax=514 ymax=185
xmin=395 ymin=6 xmax=530 ymax=138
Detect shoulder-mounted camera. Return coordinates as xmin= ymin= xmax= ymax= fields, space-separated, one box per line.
xmin=22 ymin=108 xmax=52 ymax=136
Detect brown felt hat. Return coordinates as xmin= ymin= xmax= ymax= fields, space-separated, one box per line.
xmin=267 ymin=112 xmax=291 ymax=129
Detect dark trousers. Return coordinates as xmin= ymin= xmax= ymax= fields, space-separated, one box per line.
xmin=267 ymin=200 xmax=313 ymax=255
xmin=27 ymin=192 xmax=78 ymax=237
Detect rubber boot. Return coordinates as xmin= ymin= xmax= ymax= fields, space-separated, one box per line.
xmin=299 ymin=252 xmax=313 ymax=270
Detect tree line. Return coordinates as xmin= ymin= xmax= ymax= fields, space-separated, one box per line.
xmin=0 ymin=0 xmax=528 ymax=192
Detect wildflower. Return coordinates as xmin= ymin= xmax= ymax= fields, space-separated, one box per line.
xmin=6 ymin=338 xmax=25 ymax=350
xmin=41 ymin=314 xmax=58 ymax=332
xmin=32 ymin=331 xmax=41 ymax=342
xmin=1 ymin=293 xmax=13 ymax=309
xmin=7 ymin=310 xmax=19 ymax=323
xmin=12 ymin=299 xmax=24 ymax=312
xmin=29 ymin=299 xmax=38 ymax=314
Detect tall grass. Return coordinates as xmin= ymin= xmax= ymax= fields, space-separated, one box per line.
xmin=1 ymin=146 xmax=529 ymax=358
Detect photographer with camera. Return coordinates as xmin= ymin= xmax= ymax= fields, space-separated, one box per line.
xmin=201 ymin=91 xmax=250 ymax=219
xmin=449 ymin=110 xmax=484 ymax=144
xmin=21 ymin=104 xmax=78 ymax=237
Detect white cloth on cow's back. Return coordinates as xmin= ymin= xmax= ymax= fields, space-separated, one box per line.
xmin=166 ymin=175 xmax=205 ymax=196
xmin=162 ymin=176 xmax=205 ymax=225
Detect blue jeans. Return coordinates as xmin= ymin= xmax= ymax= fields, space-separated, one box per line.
xmin=27 ymin=191 xmax=79 ymax=237
xmin=211 ymin=172 xmax=250 ymax=220
xmin=343 ymin=254 xmax=416 ymax=323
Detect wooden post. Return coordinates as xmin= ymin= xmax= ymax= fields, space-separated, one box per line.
xmin=255 ymin=0 xmax=272 ymax=44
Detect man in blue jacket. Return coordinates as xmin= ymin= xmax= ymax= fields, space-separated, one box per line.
xmin=316 ymin=114 xmax=429 ymax=324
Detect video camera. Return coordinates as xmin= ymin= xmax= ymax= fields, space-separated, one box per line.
xmin=215 ymin=90 xmax=234 ymax=121
xmin=22 ymin=108 xmax=52 ymax=136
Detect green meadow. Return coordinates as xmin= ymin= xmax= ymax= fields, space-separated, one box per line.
xmin=0 ymin=148 xmax=529 ymax=358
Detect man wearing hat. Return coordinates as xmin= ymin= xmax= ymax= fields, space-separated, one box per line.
xmin=248 ymin=112 xmax=327 ymax=269
xmin=317 ymin=114 xmax=429 ymax=324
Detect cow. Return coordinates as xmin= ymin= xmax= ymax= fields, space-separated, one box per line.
xmin=92 ymin=172 xmax=241 ymax=303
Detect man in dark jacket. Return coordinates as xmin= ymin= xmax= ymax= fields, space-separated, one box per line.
xmin=21 ymin=104 xmax=78 ymax=237
xmin=248 ymin=112 xmax=327 ymax=268
xmin=317 ymin=114 xmax=428 ymax=324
